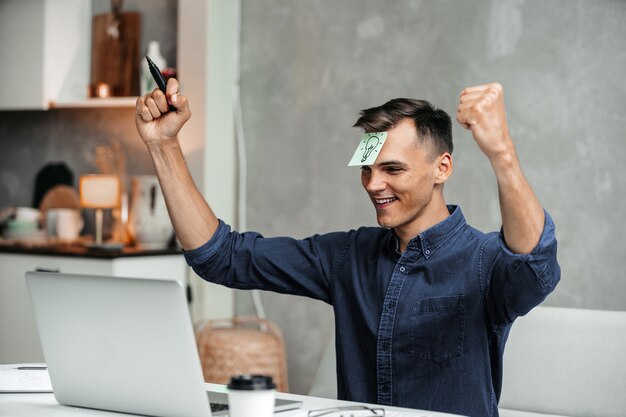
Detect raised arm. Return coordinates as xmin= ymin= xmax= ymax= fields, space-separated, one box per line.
xmin=456 ymin=82 xmax=544 ymax=254
xmin=135 ymin=78 xmax=219 ymax=250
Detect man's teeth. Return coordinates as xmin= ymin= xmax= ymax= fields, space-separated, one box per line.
xmin=376 ymin=197 xmax=397 ymax=204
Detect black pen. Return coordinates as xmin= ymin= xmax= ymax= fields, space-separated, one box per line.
xmin=146 ymin=56 xmax=176 ymax=112
xmin=16 ymin=366 xmax=47 ymax=370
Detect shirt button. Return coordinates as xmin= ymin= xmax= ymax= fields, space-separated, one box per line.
xmin=424 ymin=249 xmax=431 ymax=255
xmin=381 ymin=384 xmax=390 ymax=392
xmin=387 ymin=301 xmax=396 ymax=309
xmin=381 ymin=342 xmax=390 ymax=351
xmin=399 ymin=266 xmax=406 ymax=272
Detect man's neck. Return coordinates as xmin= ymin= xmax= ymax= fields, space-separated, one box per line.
xmin=395 ymin=202 xmax=450 ymax=253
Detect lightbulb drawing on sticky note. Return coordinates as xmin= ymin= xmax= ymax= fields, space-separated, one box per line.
xmin=361 ymin=135 xmax=381 ymax=162
xmin=348 ymin=132 xmax=388 ymax=166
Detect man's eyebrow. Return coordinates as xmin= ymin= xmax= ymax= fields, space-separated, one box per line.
xmin=377 ymin=160 xmax=409 ymax=168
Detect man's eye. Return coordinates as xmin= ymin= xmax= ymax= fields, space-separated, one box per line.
xmin=385 ymin=167 xmax=401 ymax=173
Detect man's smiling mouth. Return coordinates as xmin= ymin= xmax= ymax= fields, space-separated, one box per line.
xmin=374 ymin=197 xmax=398 ymax=207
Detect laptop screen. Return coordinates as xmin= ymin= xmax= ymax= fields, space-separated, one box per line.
xmin=26 ymin=271 xmax=216 ymax=417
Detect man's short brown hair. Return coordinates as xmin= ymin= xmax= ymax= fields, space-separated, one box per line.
xmin=353 ymin=98 xmax=453 ymax=159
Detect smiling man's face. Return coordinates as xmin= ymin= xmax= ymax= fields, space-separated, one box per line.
xmin=360 ymin=118 xmax=452 ymax=241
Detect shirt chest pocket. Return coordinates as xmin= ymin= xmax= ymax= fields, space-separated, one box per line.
xmin=410 ymin=295 xmax=465 ymax=365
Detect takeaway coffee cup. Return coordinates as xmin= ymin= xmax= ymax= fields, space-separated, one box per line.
xmin=227 ymin=375 xmax=276 ymax=417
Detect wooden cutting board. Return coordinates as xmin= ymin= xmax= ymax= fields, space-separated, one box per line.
xmin=90 ymin=12 xmax=141 ymax=97
xmin=39 ymin=185 xmax=81 ymax=212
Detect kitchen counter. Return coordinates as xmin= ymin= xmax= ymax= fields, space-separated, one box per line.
xmin=0 ymin=241 xmax=182 ymax=258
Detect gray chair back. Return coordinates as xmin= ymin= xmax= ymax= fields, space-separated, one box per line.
xmin=500 ymin=306 xmax=626 ymax=417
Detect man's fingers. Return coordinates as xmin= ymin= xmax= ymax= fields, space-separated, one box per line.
xmin=459 ymin=88 xmax=501 ymax=106
xmin=135 ymin=78 xmax=191 ymax=141
xmin=152 ymin=89 xmax=170 ymax=113
xmin=460 ymin=85 xmax=491 ymax=95
xmin=136 ymin=96 xmax=154 ymax=122
xmin=457 ymin=100 xmax=484 ymax=114
xmin=456 ymin=112 xmax=475 ymax=128
xmin=145 ymin=96 xmax=162 ymax=119
xmin=135 ymin=96 xmax=145 ymax=116
xmin=458 ymin=92 xmax=485 ymax=104
xmin=456 ymin=112 xmax=473 ymax=130
xmin=461 ymin=82 xmax=502 ymax=95
xmin=456 ymin=100 xmax=483 ymax=128
xmin=457 ymin=84 xmax=503 ymax=120
xmin=166 ymin=78 xmax=180 ymax=98
xmin=171 ymin=93 xmax=191 ymax=120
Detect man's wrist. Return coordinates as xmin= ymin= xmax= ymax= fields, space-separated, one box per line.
xmin=146 ymin=138 xmax=185 ymax=171
xmin=146 ymin=137 xmax=181 ymax=155
xmin=487 ymin=135 xmax=517 ymax=169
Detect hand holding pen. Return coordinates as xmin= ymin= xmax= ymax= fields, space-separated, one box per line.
xmin=135 ymin=63 xmax=191 ymax=145
xmin=146 ymin=56 xmax=176 ymax=112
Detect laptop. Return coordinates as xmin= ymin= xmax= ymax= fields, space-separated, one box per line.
xmin=25 ymin=271 xmax=302 ymax=417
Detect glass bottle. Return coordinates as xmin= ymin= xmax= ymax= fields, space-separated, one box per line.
xmin=141 ymin=41 xmax=167 ymax=95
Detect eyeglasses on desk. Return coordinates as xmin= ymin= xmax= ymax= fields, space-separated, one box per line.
xmin=308 ymin=405 xmax=385 ymax=417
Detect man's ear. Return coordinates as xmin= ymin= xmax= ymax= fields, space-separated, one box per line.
xmin=434 ymin=152 xmax=452 ymax=184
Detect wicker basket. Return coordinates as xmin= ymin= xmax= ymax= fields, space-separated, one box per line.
xmin=194 ymin=316 xmax=289 ymax=392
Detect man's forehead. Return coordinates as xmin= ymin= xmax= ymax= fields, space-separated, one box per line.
xmin=385 ymin=119 xmax=420 ymax=145
xmin=385 ymin=122 xmax=434 ymax=152
xmin=378 ymin=128 xmax=424 ymax=156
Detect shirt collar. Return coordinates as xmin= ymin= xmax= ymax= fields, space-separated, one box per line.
xmin=386 ymin=205 xmax=466 ymax=260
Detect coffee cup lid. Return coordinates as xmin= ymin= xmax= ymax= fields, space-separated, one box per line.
xmin=227 ymin=374 xmax=276 ymax=391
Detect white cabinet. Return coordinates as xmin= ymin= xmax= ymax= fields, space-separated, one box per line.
xmin=0 ymin=252 xmax=187 ymax=364
xmin=0 ymin=0 xmax=91 ymax=110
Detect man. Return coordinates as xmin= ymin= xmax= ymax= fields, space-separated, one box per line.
xmin=135 ymin=81 xmax=559 ymax=417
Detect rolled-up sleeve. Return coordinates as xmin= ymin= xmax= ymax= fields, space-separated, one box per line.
xmin=183 ymin=220 xmax=352 ymax=304
xmin=183 ymin=219 xmax=232 ymax=267
xmin=487 ymin=210 xmax=561 ymax=324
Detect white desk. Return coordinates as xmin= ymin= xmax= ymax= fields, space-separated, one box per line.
xmin=0 ymin=383 xmax=462 ymax=417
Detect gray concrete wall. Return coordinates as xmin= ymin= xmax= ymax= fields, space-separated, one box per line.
xmin=238 ymin=0 xmax=626 ymax=394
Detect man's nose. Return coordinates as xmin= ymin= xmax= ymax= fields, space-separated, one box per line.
xmin=365 ymin=170 xmax=386 ymax=193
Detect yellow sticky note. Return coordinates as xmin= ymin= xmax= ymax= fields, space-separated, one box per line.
xmin=348 ymin=132 xmax=388 ymax=166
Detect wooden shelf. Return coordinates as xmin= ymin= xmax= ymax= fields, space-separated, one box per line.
xmin=49 ymin=97 xmax=138 ymax=109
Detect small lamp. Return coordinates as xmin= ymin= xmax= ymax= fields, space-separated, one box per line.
xmin=79 ymin=174 xmax=120 ymax=246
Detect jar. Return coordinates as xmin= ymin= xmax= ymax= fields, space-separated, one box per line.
xmin=128 ymin=175 xmax=173 ymax=249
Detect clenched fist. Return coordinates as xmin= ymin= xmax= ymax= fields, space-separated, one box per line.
xmin=456 ymin=82 xmax=514 ymax=161
xmin=135 ymin=77 xmax=191 ymax=146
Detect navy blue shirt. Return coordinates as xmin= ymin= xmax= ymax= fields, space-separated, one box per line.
xmin=184 ymin=206 xmax=560 ymax=417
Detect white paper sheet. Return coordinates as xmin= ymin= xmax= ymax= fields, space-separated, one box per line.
xmin=0 ymin=363 xmax=52 ymax=393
